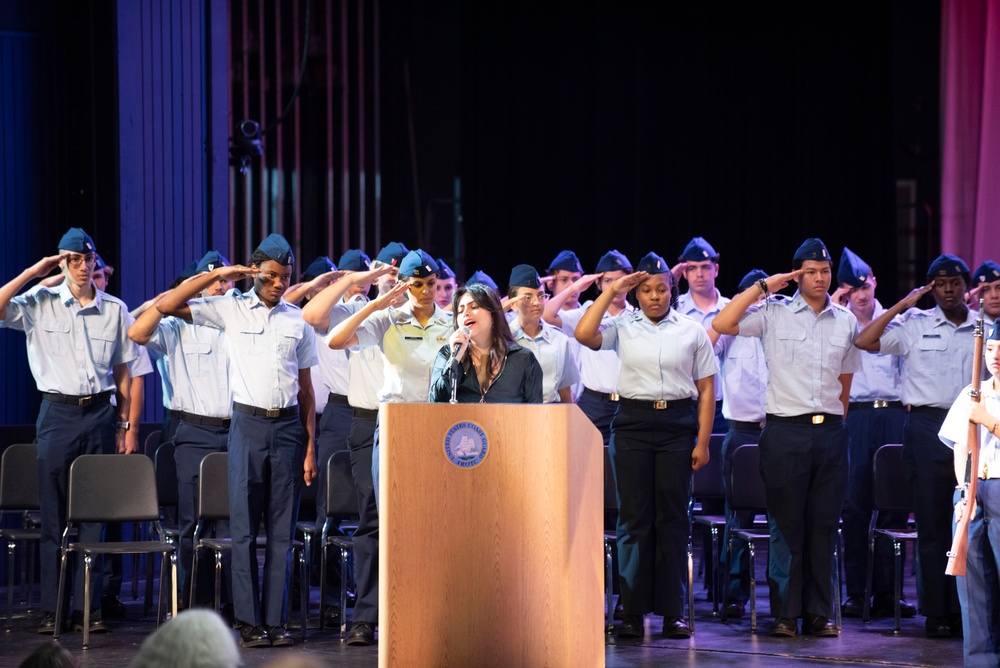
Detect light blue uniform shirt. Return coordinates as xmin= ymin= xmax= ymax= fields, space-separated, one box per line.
xmin=0 ymin=282 xmax=137 ymax=394
xmin=878 ymin=305 xmax=978 ymax=409
xmin=560 ymin=301 xmax=636 ymax=394
xmin=189 ymin=289 xmax=318 ymax=409
xmin=738 ymin=294 xmax=861 ymax=416
xmin=145 ymin=316 xmax=232 ymax=418
xmin=339 ymin=302 xmax=453 ymax=404
xmin=716 ymin=332 xmax=768 ymax=423
xmin=849 ymin=300 xmax=903 ymax=403
xmin=509 ymin=319 xmax=580 ymax=403
xmin=677 ymin=289 xmax=730 ymax=402
xmin=599 ymin=309 xmax=718 ymax=401
xmin=328 ymin=298 xmax=386 ymax=411
xmin=939 ymin=380 xmax=1000 ymax=477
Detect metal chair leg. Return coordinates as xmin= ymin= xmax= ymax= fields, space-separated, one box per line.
xmin=687 ymin=535 xmax=695 ymax=632
xmin=83 ymin=554 xmax=92 ymax=649
xmin=892 ymin=540 xmax=902 ymax=635
xmin=6 ymin=540 xmax=15 ymax=631
xmin=604 ymin=536 xmax=614 ymax=634
xmin=53 ymin=549 xmax=69 ymax=641
xmin=747 ymin=540 xmax=757 ymax=634
xmin=339 ymin=544 xmax=350 ymax=641
xmin=214 ymin=550 xmax=223 ymax=613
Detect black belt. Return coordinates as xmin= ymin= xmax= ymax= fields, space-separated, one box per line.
xmin=42 ymin=391 xmax=112 ymax=407
xmin=766 ymin=413 xmax=842 ymax=426
xmin=165 ymin=408 xmax=181 ymax=418
xmin=617 ymin=397 xmax=695 ymax=411
xmin=730 ymin=420 xmax=764 ymax=431
xmin=233 ymin=402 xmax=299 ymax=419
xmin=848 ymin=400 xmax=904 ymax=411
xmin=327 ymin=393 xmax=350 ymax=406
xmin=352 ymin=407 xmax=378 ymax=420
xmin=908 ymin=405 xmax=949 ymax=419
xmin=583 ymin=387 xmax=620 ymax=402
xmin=178 ymin=411 xmax=231 ymax=428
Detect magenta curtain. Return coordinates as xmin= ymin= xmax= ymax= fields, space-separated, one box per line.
xmin=941 ymin=0 xmax=1000 ymax=270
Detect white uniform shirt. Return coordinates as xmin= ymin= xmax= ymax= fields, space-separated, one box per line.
xmin=677 ymin=289 xmax=730 ymax=402
xmin=145 ymin=316 xmax=232 ymax=418
xmin=849 ymin=300 xmax=903 ymax=403
xmin=559 ymin=300 xmax=636 ymax=394
xmin=940 ymin=380 xmax=1000 ymax=478
xmin=716 ymin=333 xmax=768 ymax=423
xmin=189 ymin=289 xmax=318 ymax=409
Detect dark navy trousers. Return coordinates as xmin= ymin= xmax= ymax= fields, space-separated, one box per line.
xmin=174 ymin=421 xmax=230 ymax=605
xmin=758 ymin=420 xmax=847 ymax=619
xmin=720 ymin=425 xmax=762 ymax=604
xmin=610 ymin=404 xmax=696 ymax=617
xmin=841 ymin=406 xmax=906 ymax=598
xmin=228 ymin=411 xmax=305 ymax=627
xmin=36 ymin=399 xmax=115 ymax=613
xmin=347 ymin=415 xmax=379 ymax=624
xmin=578 ymin=392 xmax=617 ymax=446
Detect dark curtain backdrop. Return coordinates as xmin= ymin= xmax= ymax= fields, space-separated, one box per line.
xmin=383 ymin=1 xmax=940 ymax=300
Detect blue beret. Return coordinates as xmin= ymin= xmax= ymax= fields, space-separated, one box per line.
xmin=596 ymin=249 xmax=632 ymax=273
xmin=738 ymin=269 xmax=769 ymax=291
xmin=255 ymin=233 xmax=294 ymax=265
xmin=792 ymin=238 xmax=830 ymax=263
xmin=466 ymin=270 xmax=498 ymax=291
xmin=399 ymin=250 xmax=439 ymax=278
xmin=680 ymin=237 xmax=718 ymax=262
xmin=337 ymin=249 xmax=371 ymax=272
xmin=973 ymin=260 xmax=1000 ymax=285
xmin=196 ymin=250 xmax=231 ymax=274
xmin=94 ymin=254 xmax=108 ymax=271
xmin=636 ymin=252 xmax=667 ymax=274
xmin=508 ymin=264 xmax=541 ymax=289
xmin=547 ymin=250 xmax=583 ymax=274
xmin=302 ymin=255 xmax=336 ymax=279
xmin=436 ymin=259 xmax=456 ymax=280
xmin=836 ymin=247 xmax=872 ymax=288
xmin=927 ymin=253 xmax=970 ymax=278
xmin=57 ymin=228 xmax=96 ymax=254
xmin=179 ymin=261 xmax=198 ymax=280
xmin=989 ymin=323 xmax=1000 ymax=341
xmin=375 ymin=241 xmax=409 ymax=267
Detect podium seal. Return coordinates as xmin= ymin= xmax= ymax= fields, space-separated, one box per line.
xmin=443 ymin=421 xmax=488 ymax=468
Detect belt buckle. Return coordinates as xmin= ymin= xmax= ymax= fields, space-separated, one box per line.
xmin=79 ymin=395 xmax=93 ymax=407
xmin=265 ymin=408 xmax=280 ymax=419
xmin=873 ymin=399 xmax=888 ymax=409
xmin=653 ymin=400 xmax=667 ymax=410
xmin=811 ymin=414 xmax=825 ymax=425
xmin=609 ymin=393 xmax=620 ymax=402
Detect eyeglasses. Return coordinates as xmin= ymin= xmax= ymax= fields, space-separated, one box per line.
xmin=522 ymin=293 xmax=548 ymax=303
xmin=67 ymin=254 xmax=97 ymax=268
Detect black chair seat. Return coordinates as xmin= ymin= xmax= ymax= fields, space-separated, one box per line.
xmin=319 ymin=451 xmax=361 ymax=639
xmin=0 ymin=528 xmax=41 ymax=541
xmin=67 ymin=540 xmax=177 ymax=555
xmin=875 ymin=529 xmax=917 ymax=542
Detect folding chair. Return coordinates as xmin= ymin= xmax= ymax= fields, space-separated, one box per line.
xmin=53 ymin=454 xmax=177 ymax=648
xmin=130 ymin=429 xmax=163 ymax=601
xmin=722 ymin=444 xmax=770 ymax=631
xmin=319 ymin=450 xmax=359 ymax=640
xmin=0 ymin=444 xmax=42 ymax=629
xmin=863 ymin=444 xmax=917 ymax=634
xmin=144 ymin=443 xmax=180 ymax=615
xmin=190 ymin=453 xmax=308 ymax=640
xmin=690 ymin=434 xmax=726 ymax=617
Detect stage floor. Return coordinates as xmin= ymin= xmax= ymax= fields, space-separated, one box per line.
xmin=0 ymin=550 xmax=962 ymax=667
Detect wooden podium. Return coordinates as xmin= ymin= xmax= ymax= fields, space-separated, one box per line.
xmin=378 ymin=403 xmax=604 ymax=668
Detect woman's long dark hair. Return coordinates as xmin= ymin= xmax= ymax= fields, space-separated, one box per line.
xmin=451 ymin=283 xmax=515 ymax=377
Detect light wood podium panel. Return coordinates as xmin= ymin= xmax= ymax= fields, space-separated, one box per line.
xmin=379 ymin=403 xmax=604 ymax=668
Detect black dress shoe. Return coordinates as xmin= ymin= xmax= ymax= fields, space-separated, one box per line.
xmin=37 ymin=613 xmax=58 ymax=635
xmin=768 ymin=617 xmax=797 ymax=637
xmin=322 ymin=605 xmax=341 ymax=627
xmin=724 ymin=600 xmax=745 ymax=619
xmin=840 ymin=595 xmax=864 ymax=618
xmin=617 ymin=615 xmax=644 ymax=639
xmin=70 ymin=610 xmax=108 ymax=633
xmin=925 ymin=616 xmax=952 ymax=639
xmin=613 ymin=597 xmax=624 ymax=620
xmin=101 ymin=594 xmax=127 ymax=619
xmin=662 ymin=616 xmax=691 ymax=639
xmin=267 ymin=625 xmax=294 ymax=647
xmin=804 ymin=615 xmax=838 ymax=637
xmin=346 ymin=621 xmax=376 ymax=646
xmin=871 ymin=594 xmax=916 ymax=618
xmin=239 ymin=624 xmax=272 ymax=648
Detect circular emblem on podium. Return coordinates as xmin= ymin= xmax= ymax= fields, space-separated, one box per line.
xmin=443 ymin=421 xmax=488 ymax=468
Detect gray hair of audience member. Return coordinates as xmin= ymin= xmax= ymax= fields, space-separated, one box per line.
xmin=127 ymin=609 xmax=241 ymax=668
xmin=19 ymin=642 xmax=78 ymax=668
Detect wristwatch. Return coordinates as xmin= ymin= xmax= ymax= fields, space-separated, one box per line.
xmin=116 ymin=421 xmax=131 ymax=431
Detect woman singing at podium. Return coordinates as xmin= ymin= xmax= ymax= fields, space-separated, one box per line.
xmin=430 ymin=282 xmax=542 ymax=404
xmin=574 ymin=252 xmax=718 ymax=641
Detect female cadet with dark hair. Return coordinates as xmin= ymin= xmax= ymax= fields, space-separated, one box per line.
xmin=429 ymin=282 xmax=543 ymax=404
xmin=575 ymin=252 xmax=717 ymax=641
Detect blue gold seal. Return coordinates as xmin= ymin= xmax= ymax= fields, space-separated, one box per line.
xmin=443 ymin=421 xmax=488 ymax=468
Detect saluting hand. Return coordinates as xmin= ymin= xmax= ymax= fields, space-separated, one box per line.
xmin=31 ymin=254 xmax=70 ymax=279
xmin=372 ymin=281 xmax=409 ymax=310
xmin=571 ymin=273 xmax=604 ymax=292
xmin=610 ymin=271 xmax=649 ymax=295
xmin=350 ymin=264 xmax=394 ymax=288
xmin=670 ymin=261 xmax=687 ymax=283
xmin=217 ymin=264 xmax=259 ymax=281
xmin=766 ymin=270 xmax=801 ymax=293
xmin=831 ymin=285 xmax=850 ymax=307
xmin=899 ymin=282 xmax=934 ymax=310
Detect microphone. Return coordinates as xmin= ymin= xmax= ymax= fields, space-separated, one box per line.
xmin=451 ymin=326 xmax=471 ymax=358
